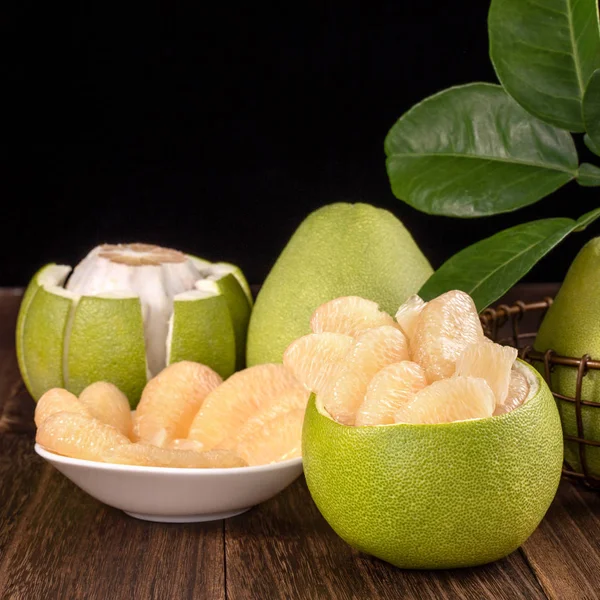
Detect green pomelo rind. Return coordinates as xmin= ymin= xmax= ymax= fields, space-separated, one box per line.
xmin=20 ymin=273 xmax=74 ymax=400
xmin=67 ymin=295 xmax=147 ymax=408
xmin=211 ymin=273 xmax=252 ymax=370
xmin=533 ymin=237 xmax=600 ymax=477
xmin=247 ymin=203 xmax=433 ymax=366
xmin=168 ymin=293 xmax=236 ymax=379
xmin=302 ymin=361 xmax=563 ymax=569
xmin=16 ymin=264 xmax=57 ymax=397
xmin=216 ymin=262 xmax=253 ymax=306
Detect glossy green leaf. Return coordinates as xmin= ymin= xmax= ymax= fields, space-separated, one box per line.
xmin=419 ymin=210 xmax=600 ymax=311
xmin=583 ymin=69 xmax=600 ymax=148
xmin=489 ymin=0 xmax=600 ymax=132
xmin=385 ymin=84 xmax=578 ymax=217
xmin=577 ymin=163 xmax=600 ymax=185
xmin=585 ymin=134 xmax=600 ymax=156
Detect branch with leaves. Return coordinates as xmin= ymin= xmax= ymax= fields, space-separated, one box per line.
xmin=385 ymin=0 xmax=600 ymax=311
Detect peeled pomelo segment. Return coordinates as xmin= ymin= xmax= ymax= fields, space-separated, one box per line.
xmin=395 ymin=376 xmax=495 ymax=424
xmin=36 ymin=411 xmax=130 ymax=461
xmin=494 ymin=369 xmax=530 ymax=416
xmin=195 ymin=267 xmax=251 ymax=370
xmin=395 ymin=295 xmax=427 ymax=344
xmin=236 ymin=407 xmax=305 ymax=465
xmin=355 ymin=361 xmax=428 ymax=426
xmin=412 ymin=290 xmax=484 ymax=382
xmin=66 ymin=294 xmax=147 ymax=407
xmin=188 ymin=364 xmax=305 ymax=451
xmin=34 ymin=388 xmax=89 ymax=428
xmin=65 ymin=244 xmax=205 ymax=378
xmin=167 ymin=289 xmax=236 ymax=379
xmin=283 ymin=332 xmax=354 ymax=394
xmin=134 ymin=361 xmax=222 ymax=446
xmin=19 ymin=266 xmax=75 ymax=400
xmin=455 ymin=341 xmax=517 ymax=407
xmin=103 ymin=444 xmax=247 ymax=468
xmin=322 ymin=326 xmax=410 ymax=425
xmin=168 ymin=438 xmax=205 ymax=451
xmin=310 ymin=296 xmax=397 ymax=336
xmin=79 ymin=381 xmax=133 ymax=438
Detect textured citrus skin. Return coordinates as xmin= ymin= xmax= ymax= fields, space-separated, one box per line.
xmin=67 ymin=296 xmax=147 ymax=407
xmin=246 ymin=203 xmax=433 ymax=366
xmin=534 ymin=237 xmax=600 ymax=477
xmin=21 ymin=279 xmax=73 ymax=400
xmin=169 ymin=293 xmax=236 ymax=379
xmin=302 ymin=361 xmax=563 ymax=569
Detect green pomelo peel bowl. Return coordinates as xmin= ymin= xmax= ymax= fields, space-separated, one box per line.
xmin=302 ymin=361 xmax=563 ymax=569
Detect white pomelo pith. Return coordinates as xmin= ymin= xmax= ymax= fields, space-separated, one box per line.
xmin=16 ymin=244 xmax=251 ymax=406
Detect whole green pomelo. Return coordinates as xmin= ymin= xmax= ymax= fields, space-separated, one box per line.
xmin=302 ymin=361 xmax=562 ymax=569
xmin=246 ymin=203 xmax=433 ymax=366
xmin=533 ymin=237 xmax=600 ymax=478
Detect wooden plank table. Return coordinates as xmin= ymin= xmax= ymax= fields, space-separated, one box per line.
xmin=0 ymin=286 xmax=598 ymax=600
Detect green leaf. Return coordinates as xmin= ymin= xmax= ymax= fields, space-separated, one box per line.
xmin=583 ymin=69 xmax=600 ymax=148
xmin=384 ymin=84 xmax=578 ymax=218
xmin=489 ymin=0 xmax=600 ymax=132
xmin=577 ymin=162 xmax=600 ymax=186
xmin=419 ymin=211 xmax=600 ymax=311
xmin=585 ymin=134 xmax=600 ymax=156
xmin=574 ymin=206 xmax=600 ymax=230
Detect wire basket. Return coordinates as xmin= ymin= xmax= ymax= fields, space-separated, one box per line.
xmin=480 ymin=298 xmax=600 ymax=490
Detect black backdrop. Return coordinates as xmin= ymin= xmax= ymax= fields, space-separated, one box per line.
xmin=3 ymin=1 xmax=599 ymax=287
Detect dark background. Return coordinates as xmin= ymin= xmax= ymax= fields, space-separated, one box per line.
xmin=3 ymin=1 xmax=599 ymax=287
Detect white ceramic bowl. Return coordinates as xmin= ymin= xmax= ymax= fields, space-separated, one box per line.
xmin=35 ymin=444 xmax=303 ymax=523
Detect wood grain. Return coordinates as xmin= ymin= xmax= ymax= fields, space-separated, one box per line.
xmin=0 ymin=448 xmax=226 ymax=600
xmin=1 ymin=285 xmax=600 ymax=599
xmin=521 ymin=481 xmax=600 ymax=600
xmin=225 ymin=477 xmax=546 ymax=600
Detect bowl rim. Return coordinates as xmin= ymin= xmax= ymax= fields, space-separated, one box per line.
xmin=34 ymin=444 xmax=303 ymax=475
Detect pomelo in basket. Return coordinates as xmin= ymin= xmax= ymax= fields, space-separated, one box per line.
xmin=302 ymin=360 xmax=563 ymax=569
xmin=533 ymin=237 xmax=600 ymax=478
xmin=16 ymin=243 xmax=252 ymax=407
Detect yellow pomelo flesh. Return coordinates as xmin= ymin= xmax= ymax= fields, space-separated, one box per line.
xmin=34 ymin=388 xmax=89 ymax=428
xmin=310 ymin=296 xmax=397 ymax=336
xmin=134 ymin=361 xmax=222 ymax=446
xmin=455 ymin=341 xmax=517 ymax=408
xmin=247 ymin=202 xmax=433 ymax=365
xmin=36 ymin=412 xmax=130 ymax=461
xmin=187 ymin=364 xmax=304 ymax=450
xmin=322 ymin=326 xmax=410 ymax=425
xmin=168 ymin=289 xmax=236 ymax=379
xmin=79 ymin=381 xmax=133 ymax=438
xmin=283 ymin=332 xmax=354 ymax=395
xmin=236 ymin=406 xmax=305 ymax=466
xmin=494 ymin=370 xmax=530 ymax=416
xmin=103 ymin=444 xmax=247 ymax=468
xmin=394 ymin=377 xmax=495 ymax=424
xmin=302 ymin=361 xmax=563 ymax=569
xmin=534 ymin=237 xmax=600 ymax=477
xmin=412 ymin=290 xmax=484 ymax=382
xmin=394 ymin=294 xmax=426 ymax=345
xmin=355 ymin=361 xmax=427 ymax=426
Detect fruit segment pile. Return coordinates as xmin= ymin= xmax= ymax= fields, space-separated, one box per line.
xmin=284 ymin=291 xmax=530 ymax=426
xmin=35 ymin=361 xmax=307 ymax=468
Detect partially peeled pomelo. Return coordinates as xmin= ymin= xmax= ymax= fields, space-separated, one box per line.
xmin=16 ymin=244 xmax=252 ymax=407
xmin=302 ymin=360 xmax=563 ymax=569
